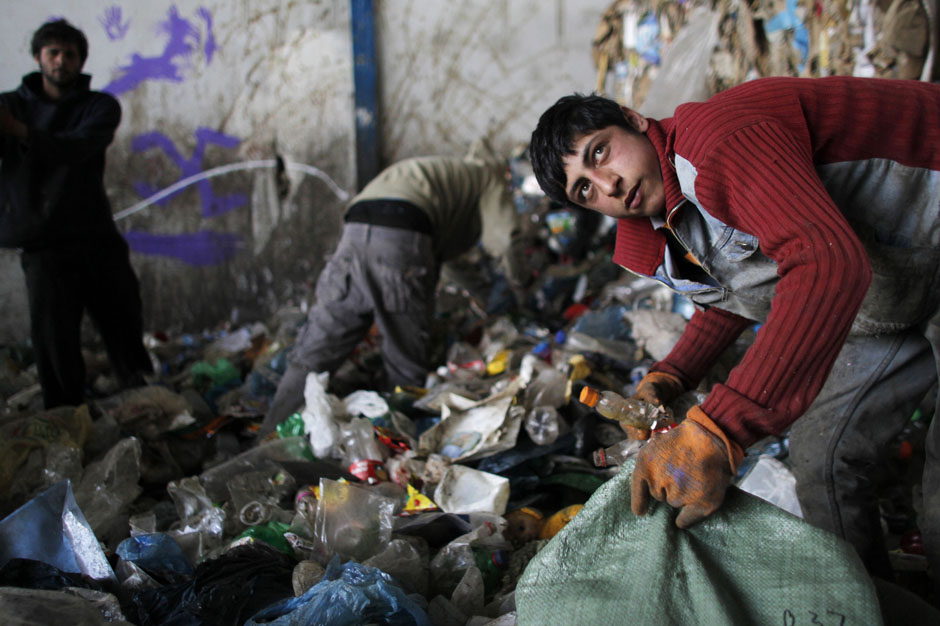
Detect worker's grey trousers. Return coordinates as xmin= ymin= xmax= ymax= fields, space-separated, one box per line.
xmin=789 ymin=316 xmax=940 ymax=585
xmin=258 ymin=223 xmax=437 ymax=437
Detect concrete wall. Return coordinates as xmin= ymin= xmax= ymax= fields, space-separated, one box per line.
xmin=0 ymin=0 xmax=609 ymax=343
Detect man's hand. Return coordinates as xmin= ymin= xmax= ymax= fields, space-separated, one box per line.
xmin=622 ymin=371 xmax=685 ymax=440
xmin=0 ymin=106 xmax=27 ymax=140
xmin=630 ymin=406 xmax=744 ymax=528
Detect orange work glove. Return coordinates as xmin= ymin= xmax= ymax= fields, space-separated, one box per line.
xmin=630 ymin=406 xmax=744 ymax=528
xmin=622 ymin=371 xmax=685 ymax=440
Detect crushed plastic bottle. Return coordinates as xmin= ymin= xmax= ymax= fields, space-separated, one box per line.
xmin=578 ymin=386 xmax=673 ymax=430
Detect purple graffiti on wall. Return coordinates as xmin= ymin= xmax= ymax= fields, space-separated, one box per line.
xmin=132 ymin=127 xmax=248 ymax=219
xmin=123 ymin=230 xmax=242 ymax=266
xmin=103 ymin=5 xmax=215 ymax=95
xmin=99 ymin=6 xmax=130 ymax=41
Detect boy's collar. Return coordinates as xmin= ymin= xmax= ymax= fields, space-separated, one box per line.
xmin=644 ymin=117 xmax=683 ymax=211
xmin=611 ymin=116 xmax=678 ymax=275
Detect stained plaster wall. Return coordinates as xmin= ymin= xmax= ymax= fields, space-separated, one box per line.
xmin=0 ymin=0 xmax=610 ymax=344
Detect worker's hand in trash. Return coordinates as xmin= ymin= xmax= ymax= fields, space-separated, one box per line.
xmin=621 ymin=371 xmax=686 ymax=440
xmin=634 ymin=371 xmax=685 ymax=406
xmin=630 ymin=406 xmax=744 ymax=528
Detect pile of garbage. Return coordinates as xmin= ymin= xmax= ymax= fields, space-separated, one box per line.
xmin=0 ymin=185 xmax=931 ymax=624
xmin=592 ymin=0 xmax=934 ymax=113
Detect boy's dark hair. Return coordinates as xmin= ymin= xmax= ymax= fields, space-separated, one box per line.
xmin=31 ymin=19 xmax=88 ymax=64
xmin=529 ymin=93 xmax=634 ymax=206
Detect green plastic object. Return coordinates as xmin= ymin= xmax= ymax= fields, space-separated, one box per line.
xmin=236 ymin=521 xmax=295 ymax=557
xmin=516 ymin=459 xmax=884 ymax=625
xmin=276 ymin=412 xmax=305 ymax=439
xmin=190 ymin=357 xmax=241 ymax=389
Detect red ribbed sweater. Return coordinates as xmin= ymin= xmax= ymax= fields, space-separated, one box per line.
xmin=611 ymin=76 xmax=940 ymax=448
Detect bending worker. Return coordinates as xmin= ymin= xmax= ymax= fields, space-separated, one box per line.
xmin=258 ymin=151 xmax=531 ymax=439
xmin=529 ymin=76 xmax=940 ymax=594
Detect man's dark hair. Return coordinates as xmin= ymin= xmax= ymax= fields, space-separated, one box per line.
xmin=31 ymin=19 xmax=88 ymax=64
xmin=529 ymin=93 xmax=634 ymax=206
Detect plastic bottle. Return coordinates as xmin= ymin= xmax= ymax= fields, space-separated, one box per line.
xmin=338 ymin=417 xmax=388 ymax=484
xmin=579 ymin=385 xmax=673 ymax=430
xmin=593 ymin=438 xmax=644 ymax=467
xmin=472 ymin=547 xmax=509 ymax=597
xmin=524 ymin=406 xmax=565 ymax=445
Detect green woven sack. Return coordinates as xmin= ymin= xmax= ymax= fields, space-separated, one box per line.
xmin=516 ymin=458 xmax=883 ymax=625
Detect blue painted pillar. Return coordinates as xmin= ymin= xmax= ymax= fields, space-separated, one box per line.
xmin=351 ymin=0 xmax=380 ymax=191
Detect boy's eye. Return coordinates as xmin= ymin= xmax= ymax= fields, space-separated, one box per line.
xmin=578 ymin=180 xmax=592 ymax=201
xmin=592 ymin=144 xmax=606 ymax=163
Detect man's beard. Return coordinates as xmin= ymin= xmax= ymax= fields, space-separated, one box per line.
xmin=42 ymin=67 xmax=78 ymax=90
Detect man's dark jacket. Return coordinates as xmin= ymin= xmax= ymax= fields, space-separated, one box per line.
xmin=0 ymin=72 xmax=122 ymax=249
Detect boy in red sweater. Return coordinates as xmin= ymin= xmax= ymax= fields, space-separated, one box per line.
xmin=530 ymin=76 xmax=940 ymax=589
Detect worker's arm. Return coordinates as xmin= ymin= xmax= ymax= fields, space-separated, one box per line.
xmin=25 ymin=94 xmax=121 ymax=165
xmin=631 ymin=121 xmax=870 ymax=528
xmin=692 ymin=121 xmax=870 ymax=448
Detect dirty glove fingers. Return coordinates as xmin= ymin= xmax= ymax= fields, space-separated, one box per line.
xmin=675 ymin=503 xmax=713 ymax=529
xmin=630 ymin=469 xmax=653 ymax=517
xmin=620 ymin=423 xmax=651 ymax=441
xmin=634 ymin=371 xmax=684 ymax=406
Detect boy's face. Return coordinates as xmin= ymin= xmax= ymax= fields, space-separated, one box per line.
xmin=561 ymin=108 xmax=666 ymax=220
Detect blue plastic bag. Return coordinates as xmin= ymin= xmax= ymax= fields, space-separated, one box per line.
xmin=116 ymin=533 xmax=194 ymax=583
xmin=0 ymin=480 xmax=115 ymax=582
xmin=246 ymin=556 xmax=431 ymax=626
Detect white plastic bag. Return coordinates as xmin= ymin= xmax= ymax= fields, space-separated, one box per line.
xmin=300 ymin=372 xmax=344 ymax=459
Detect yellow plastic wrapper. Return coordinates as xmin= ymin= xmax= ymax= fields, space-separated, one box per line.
xmin=403 ymin=483 xmax=439 ymax=513
xmin=539 ymin=504 xmax=584 ymax=540
xmin=486 ymin=350 xmax=510 ymax=376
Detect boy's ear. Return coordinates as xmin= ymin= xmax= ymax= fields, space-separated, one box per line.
xmin=619 ymin=105 xmax=649 ymax=133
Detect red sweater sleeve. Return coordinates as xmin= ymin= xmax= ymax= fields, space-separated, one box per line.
xmin=651 ymin=306 xmax=752 ymax=388
xmin=690 ymin=122 xmax=872 ymax=447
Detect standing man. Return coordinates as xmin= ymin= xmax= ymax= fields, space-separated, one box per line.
xmin=0 ymin=19 xmax=152 ymax=408
xmin=529 ymin=76 xmax=940 ymax=594
xmin=257 ymin=153 xmax=532 ymax=439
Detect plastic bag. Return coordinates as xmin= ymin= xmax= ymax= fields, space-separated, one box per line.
xmin=515 ymin=458 xmax=883 ymax=625
xmin=735 ymin=455 xmax=804 ymax=518
xmin=115 ymin=533 xmax=194 ymax=583
xmin=199 ymin=437 xmax=312 ymax=503
xmin=362 ymin=536 xmax=430 ymax=596
xmin=418 ymin=378 xmax=524 ymax=463
xmin=0 ymin=587 xmax=135 ymax=626
xmin=343 ymin=390 xmax=389 ymax=419
xmin=165 ymin=476 xmax=225 ymax=564
xmin=0 ymin=405 xmax=91 ymax=507
xmin=637 ymin=5 xmax=722 ymax=119
xmin=429 ymin=518 xmax=511 ymax=600
xmin=0 ymin=480 xmax=115 ymax=582
xmin=93 ymin=386 xmax=195 ymax=440
xmin=299 ymin=371 xmax=344 ymax=459
xmin=128 ymin=542 xmax=295 ymax=626
xmin=313 ymin=478 xmax=396 ymax=562
xmin=433 ymin=465 xmax=510 ymax=516
xmin=73 ymin=437 xmax=143 ymax=543
xmin=245 ymin=556 xmax=431 ymax=626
